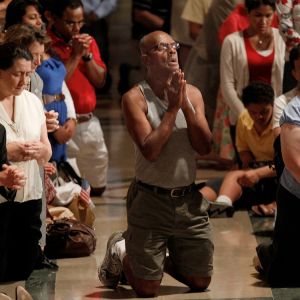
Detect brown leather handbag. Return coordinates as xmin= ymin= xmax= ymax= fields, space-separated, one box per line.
xmin=44 ymin=218 xmax=97 ymax=258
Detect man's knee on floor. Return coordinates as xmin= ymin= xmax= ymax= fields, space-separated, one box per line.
xmin=186 ymin=276 xmax=211 ymax=291
xmin=134 ymin=279 xmax=161 ymax=298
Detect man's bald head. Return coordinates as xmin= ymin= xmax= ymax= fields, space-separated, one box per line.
xmin=139 ymin=31 xmax=173 ymax=54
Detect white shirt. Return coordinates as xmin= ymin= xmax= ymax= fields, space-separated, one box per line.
xmin=273 ymin=87 xmax=299 ymax=129
xmin=0 ymin=90 xmax=45 ymax=203
xmin=220 ymin=28 xmax=286 ymax=125
xmin=82 ymin=0 xmax=118 ymax=19
xmin=181 ymin=0 xmax=212 ymax=56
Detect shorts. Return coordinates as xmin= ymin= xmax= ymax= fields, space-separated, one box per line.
xmin=205 ymin=176 xmax=278 ymax=208
xmin=123 ymin=180 xmax=214 ymax=281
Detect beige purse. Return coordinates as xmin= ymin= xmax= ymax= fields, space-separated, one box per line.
xmin=47 ymin=206 xmax=76 ymax=223
xmin=67 ymin=195 xmax=95 ymax=227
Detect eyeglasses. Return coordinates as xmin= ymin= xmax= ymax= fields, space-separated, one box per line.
xmin=148 ymin=42 xmax=180 ymax=53
xmin=62 ymin=20 xmax=85 ymax=28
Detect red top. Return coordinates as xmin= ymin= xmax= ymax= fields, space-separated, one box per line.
xmin=244 ymin=31 xmax=274 ymax=84
xmin=47 ymin=29 xmax=107 ymax=114
xmin=219 ymin=4 xmax=279 ymax=45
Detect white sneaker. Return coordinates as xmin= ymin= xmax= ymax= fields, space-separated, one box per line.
xmin=98 ymin=232 xmax=124 ymax=289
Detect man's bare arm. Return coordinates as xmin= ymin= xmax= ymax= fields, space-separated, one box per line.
xmin=182 ymin=84 xmax=212 ymax=155
xmin=64 ymin=52 xmax=81 ymax=81
xmin=133 ymin=9 xmax=165 ymax=31
xmin=64 ymin=33 xmax=106 ymax=87
xmin=122 ymin=87 xmax=179 ymax=162
xmin=239 ymin=151 xmax=255 ymax=169
xmin=84 ymin=58 xmax=106 ymax=88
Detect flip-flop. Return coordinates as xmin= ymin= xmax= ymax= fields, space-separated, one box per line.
xmin=253 ymin=255 xmax=264 ymax=274
xmin=251 ymin=204 xmax=275 ymax=217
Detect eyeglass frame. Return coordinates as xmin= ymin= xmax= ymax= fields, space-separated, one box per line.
xmin=147 ymin=42 xmax=180 ymax=54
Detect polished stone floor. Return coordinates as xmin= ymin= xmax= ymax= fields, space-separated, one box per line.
xmin=1 ymin=1 xmax=300 ymax=299
xmin=1 ymin=101 xmax=300 ymax=300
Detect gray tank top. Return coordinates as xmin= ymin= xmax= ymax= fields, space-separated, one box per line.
xmin=135 ymin=81 xmax=196 ymax=188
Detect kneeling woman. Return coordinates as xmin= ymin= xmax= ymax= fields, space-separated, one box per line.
xmin=0 ymin=43 xmax=51 ymax=282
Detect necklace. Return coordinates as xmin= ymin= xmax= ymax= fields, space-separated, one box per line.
xmin=0 ymin=118 xmax=20 ymax=136
xmin=0 ymin=97 xmax=20 ymax=136
xmin=256 ymin=34 xmax=272 ymax=50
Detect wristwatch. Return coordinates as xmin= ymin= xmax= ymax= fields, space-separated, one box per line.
xmin=82 ymin=52 xmax=93 ymax=62
xmin=67 ymin=117 xmax=78 ymax=125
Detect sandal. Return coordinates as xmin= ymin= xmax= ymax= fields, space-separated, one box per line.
xmin=253 ymin=255 xmax=264 ymax=274
xmin=251 ymin=202 xmax=276 ymax=217
xmin=35 ymin=253 xmax=59 ymax=271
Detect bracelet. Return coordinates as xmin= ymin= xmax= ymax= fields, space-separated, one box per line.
xmin=67 ymin=117 xmax=78 ymax=125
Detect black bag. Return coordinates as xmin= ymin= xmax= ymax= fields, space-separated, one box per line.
xmin=0 ymin=201 xmax=14 ymax=281
xmin=57 ymin=161 xmax=82 ymax=186
xmin=273 ymin=134 xmax=284 ymax=179
xmin=44 ymin=218 xmax=97 ymax=258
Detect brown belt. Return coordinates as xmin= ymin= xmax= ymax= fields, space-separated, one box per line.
xmin=77 ymin=113 xmax=93 ymax=124
xmin=43 ymin=93 xmax=65 ymax=104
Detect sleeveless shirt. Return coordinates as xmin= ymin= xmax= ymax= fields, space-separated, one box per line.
xmin=135 ymin=81 xmax=196 ymax=188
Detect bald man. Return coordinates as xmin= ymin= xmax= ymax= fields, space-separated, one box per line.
xmin=99 ymin=31 xmax=214 ymax=297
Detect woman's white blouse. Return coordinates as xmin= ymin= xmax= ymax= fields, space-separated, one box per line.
xmin=0 ymin=90 xmax=45 ymax=203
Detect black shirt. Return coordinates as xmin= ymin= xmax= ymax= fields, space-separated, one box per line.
xmin=131 ymin=0 xmax=171 ymax=40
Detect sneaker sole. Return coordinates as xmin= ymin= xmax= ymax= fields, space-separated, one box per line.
xmin=208 ymin=203 xmax=235 ymax=218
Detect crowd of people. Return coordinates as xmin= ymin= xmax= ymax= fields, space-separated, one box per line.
xmin=0 ymin=0 xmax=300 ymax=298
xmin=0 ymin=0 xmax=109 ymax=298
